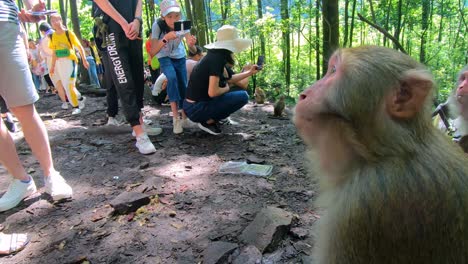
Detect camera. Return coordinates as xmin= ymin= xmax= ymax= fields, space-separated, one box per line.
xmin=256 ymin=55 xmax=265 ymax=70
xmin=174 ymin=20 xmax=192 ymax=31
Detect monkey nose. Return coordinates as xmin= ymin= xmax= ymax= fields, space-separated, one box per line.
xmin=299 ymin=94 xmax=307 ymax=101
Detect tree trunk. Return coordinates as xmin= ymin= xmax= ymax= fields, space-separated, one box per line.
xmin=315 ymin=0 xmax=320 ymax=79
xmin=257 ymin=0 xmax=266 ymax=57
xmin=280 ymin=0 xmax=291 ymax=95
xmin=191 ymin=0 xmax=207 ymax=46
xmin=383 ymin=0 xmax=392 ymax=46
xmin=184 ymin=0 xmax=193 ymax=23
xmin=393 ymin=0 xmax=403 ymax=49
xmin=59 ymin=0 xmax=67 ymax=26
xmin=420 ymin=0 xmax=430 ymax=63
xmin=343 ymin=0 xmax=349 ymax=47
xmin=349 ymin=0 xmax=357 ymax=47
xmin=322 ymin=0 xmax=339 ymax=74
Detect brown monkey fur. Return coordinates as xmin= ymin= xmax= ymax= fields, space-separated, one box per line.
xmin=274 ymin=95 xmax=285 ymax=116
xmin=294 ymin=46 xmax=468 ymax=264
xmin=255 ymin=87 xmax=266 ymax=104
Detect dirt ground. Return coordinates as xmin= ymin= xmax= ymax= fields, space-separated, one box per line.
xmin=0 ymin=91 xmax=318 ymax=264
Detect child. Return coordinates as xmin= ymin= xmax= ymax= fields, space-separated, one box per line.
xmin=150 ymin=0 xmax=197 ymax=134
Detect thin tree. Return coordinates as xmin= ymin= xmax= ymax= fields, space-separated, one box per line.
xmin=315 ymin=0 xmax=320 ymax=79
xmin=420 ymin=0 xmax=430 ymax=63
xmin=257 ymin=0 xmax=266 ymax=57
xmin=281 ymin=0 xmax=291 ymax=94
xmin=322 ymin=0 xmax=339 ymax=74
xmin=192 ymin=0 xmax=207 ymax=46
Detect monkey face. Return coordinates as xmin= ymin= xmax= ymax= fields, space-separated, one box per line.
xmin=456 ymin=71 xmax=468 ymax=119
xmin=294 ymin=55 xmax=342 ymax=145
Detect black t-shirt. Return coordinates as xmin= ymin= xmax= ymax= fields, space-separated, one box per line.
xmin=186 ymin=50 xmax=232 ymax=101
xmin=106 ymin=0 xmax=139 ymax=32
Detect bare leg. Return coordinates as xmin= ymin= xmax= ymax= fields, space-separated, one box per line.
xmin=9 ymin=104 xmax=56 ymax=178
xmin=0 ymin=117 xmax=29 ymax=181
xmin=170 ymin=102 xmax=179 ymax=118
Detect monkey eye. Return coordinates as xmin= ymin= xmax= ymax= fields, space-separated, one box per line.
xmin=330 ymin=65 xmax=337 ymax=74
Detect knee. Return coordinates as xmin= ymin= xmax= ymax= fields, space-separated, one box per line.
xmin=237 ymin=91 xmax=249 ymax=106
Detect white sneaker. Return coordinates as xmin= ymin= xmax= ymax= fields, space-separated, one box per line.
xmin=135 ymin=134 xmax=156 ymax=154
xmin=173 ymin=117 xmax=183 ymax=134
xmin=182 ymin=118 xmax=198 ymax=129
xmin=78 ymin=96 xmax=86 ymax=109
xmin=0 ymin=177 xmax=37 ymax=212
xmin=106 ymin=117 xmax=120 ymax=126
xmin=44 ymin=171 xmax=73 ymax=201
xmin=61 ymin=102 xmax=69 ymax=110
xmin=71 ymin=108 xmax=81 ymax=115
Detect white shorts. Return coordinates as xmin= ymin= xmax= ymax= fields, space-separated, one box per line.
xmin=0 ymin=22 xmax=39 ymax=108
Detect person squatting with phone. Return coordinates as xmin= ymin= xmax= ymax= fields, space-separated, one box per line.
xmin=150 ymin=0 xmax=197 ymax=134
xmin=93 ymin=0 xmax=162 ymax=155
xmin=183 ymin=25 xmax=260 ymax=135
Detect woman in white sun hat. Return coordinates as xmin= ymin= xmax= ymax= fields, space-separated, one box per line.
xmin=183 ymin=25 xmax=260 ymax=135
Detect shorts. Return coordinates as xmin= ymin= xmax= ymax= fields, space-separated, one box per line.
xmin=0 ymin=22 xmax=39 ymax=108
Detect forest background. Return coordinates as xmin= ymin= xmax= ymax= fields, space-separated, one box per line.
xmin=18 ymin=0 xmax=468 ymax=103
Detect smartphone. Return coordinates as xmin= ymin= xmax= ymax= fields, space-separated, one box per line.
xmin=30 ymin=10 xmax=57 ymax=16
xmin=256 ymin=55 xmax=265 ymax=70
xmin=174 ymin=20 xmax=192 ymax=31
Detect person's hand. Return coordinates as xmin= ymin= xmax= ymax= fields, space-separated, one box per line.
xmin=50 ymin=66 xmax=54 ymax=75
xmin=249 ymin=64 xmax=260 ymax=75
xmin=186 ymin=34 xmax=197 ymax=47
xmin=242 ymin=64 xmax=253 ymax=72
xmin=126 ymin=20 xmax=141 ymax=40
xmin=164 ymin=31 xmax=177 ymax=41
xmin=82 ymin=59 xmax=89 ymax=70
xmin=18 ymin=0 xmax=45 ymax=23
xmin=120 ymin=22 xmax=131 ymax=37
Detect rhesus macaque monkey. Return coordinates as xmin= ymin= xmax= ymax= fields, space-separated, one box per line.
xmin=294 ymin=46 xmax=468 ymax=263
xmin=254 ymin=87 xmax=266 ymax=104
xmin=274 ymin=95 xmax=285 ymax=116
xmin=447 ymin=66 xmax=468 ymax=137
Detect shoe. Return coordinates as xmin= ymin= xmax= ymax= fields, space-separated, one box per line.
xmin=3 ymin=113 xmax=17 ymax=133
xmin=78 ymin=96 xmax=86 ymax=109
xmin=0 ymin=177 xmax=37 ymax=212
xmin=173 ymin=117 xmax=183 ymax=134
xmin=61 ymin=102 xmax=69 ymax=110
xmin=182 ymin=118 xmax=198 ymax=129
xmin=219 ymin=117 xmax=239 ymax=125
xmin=71 ymin=108 xmax=81 ymax=115
xmin=143 ymin=117 xmax=153 ymax=125
xmin=44 ymin=171 xmax=73 ymax=201
xmin=198 ymin=122 xmax=221 ymax=135
xmin=0 ymin=233 xmax=31 ymax=255
xmin=106 ymin=117 xmax=120 ymax=126
xmin=135 ymin=134 xmax=156 ymax=154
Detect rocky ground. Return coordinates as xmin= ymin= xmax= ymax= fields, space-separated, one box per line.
xmin=0 ymin=90 xmax=319 ymax=264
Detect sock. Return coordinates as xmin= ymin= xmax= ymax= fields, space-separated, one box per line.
xmin=20 ymin=175 xmax=31 ymax=184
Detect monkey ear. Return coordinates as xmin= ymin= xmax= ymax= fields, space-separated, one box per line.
xmin=386 ymin=74 xmax=432 ymax=119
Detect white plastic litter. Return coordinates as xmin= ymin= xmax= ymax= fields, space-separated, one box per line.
xmin=219 ymin=161 xmax=273 ymax=177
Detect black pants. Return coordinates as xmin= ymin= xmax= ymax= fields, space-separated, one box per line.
xmin=104 ymin=28 xmax=144 ymax=127
xmin=101 ymin=51 xmax=118 ymax=118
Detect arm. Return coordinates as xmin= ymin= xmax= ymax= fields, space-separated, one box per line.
xmin=19 ymin=0 xmax=45 ymax=22
xmin=127 ymin=0 xmax=142 ymax=40
xmin=93 ymin=0 xmax=130 ymax=35
xmin=185 ymin=33 xmax=197 ymax=54
xmin=70 ymin=33 xmax=89 ymax=69
xmin=208 ymin=76 xmax=230 ymax=98
xmin=227 ymin=65 xmax=258 ymax=89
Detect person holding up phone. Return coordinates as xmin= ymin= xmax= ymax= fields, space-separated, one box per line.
xmin=183 ymin=25 xmax=260 ymax=135
xmin=150 ymin=0 xmax=197 ymax=134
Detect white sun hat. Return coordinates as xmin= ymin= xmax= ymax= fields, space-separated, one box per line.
xmin=160 ymin=0 xmax=181 ymax=17
xmin=204 ymin=25 xmax=252 ymax=53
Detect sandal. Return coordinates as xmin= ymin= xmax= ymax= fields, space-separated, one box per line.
xmin=0 ymin=232 xmax=30 ymax=255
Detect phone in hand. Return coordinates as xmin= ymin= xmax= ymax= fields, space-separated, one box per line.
xmin=256 ymin=55 xmax=265 ymax=70
xmin=174 ymin=20 xmax=192 ymax=31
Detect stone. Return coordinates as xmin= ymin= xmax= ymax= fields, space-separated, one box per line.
xmin=109 ymin=192 xmax=151 ymax=215
xmin=239 ymin=206 xmax=293 ymax=253
xmin=232 ymin=245 xmax=262 ymax=264
xmin=202 ymin=241 xmax=238 ymax=264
